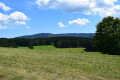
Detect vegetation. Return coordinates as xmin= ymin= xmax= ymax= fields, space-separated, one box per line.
xmin=17 ymin=33 xmax=95 ymax=39
xmin=1 ymin=15 xmax=120 ymax=55
xmin=0 ymin=37 xmax=94 ymax=51
xmin=94 ymin=16 xmax=120 ymax=55
xmin=19 ymin=45 xmax=56 ymax=50
xmin=0 ymin=46 xmax=120 ymax=80
xmin=28 ymin=41 xmax=34 ymax=49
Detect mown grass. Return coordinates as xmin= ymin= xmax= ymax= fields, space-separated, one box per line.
xmin=0 ymin=46 xmax=120 ymax=80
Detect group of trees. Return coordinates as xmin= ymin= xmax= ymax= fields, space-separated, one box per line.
xmin=53 ymin=37 xmax=94 ymax=51
xmin=0 ymin=38 xmax=18 ymax=48
xmin=94 ymin=16 xmax=120 ymax=55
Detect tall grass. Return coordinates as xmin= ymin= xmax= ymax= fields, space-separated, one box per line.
xmin=0 ymin=46 xmax=120 ymax=80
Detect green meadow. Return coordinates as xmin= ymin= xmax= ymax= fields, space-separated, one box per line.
xmin=0 ymin=45 xmax=120 ymax=80
xmin=19 ymin=45 xmax=56 ymax=50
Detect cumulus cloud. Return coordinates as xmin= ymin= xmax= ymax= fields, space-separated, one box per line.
xmin=0 ymin=11 xmax=29 ymax=25
xmin=0 ymin=2 xmax=11 ymax=11
xmin=36 ymin=0 xmax=120 ymax=17
xmin=36 ymin=0 xmax=57 ymax=8
xmin=0 ymin=2 xmax=30 ymax=30
xmin=36 ymin=0 xmax=90 ymax=12
xmin=58 ymin=22 xmax=65 ymax=27
xmin=69 ymin=18 xmax=90 ymax=26
xmin=25 ymin=26 xmax=31 ymax=29
xmin=0 ymin=24 xmax=7 ymax=29
xmin=92 ymin=5 xmax=120 ymax=17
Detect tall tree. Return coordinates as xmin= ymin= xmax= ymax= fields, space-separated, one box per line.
xmin=94 ymin=16 xmax=120 ymax=55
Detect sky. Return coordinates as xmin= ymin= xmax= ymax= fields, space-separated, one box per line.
xmin=0 ymin=0 xmax=120 ymax=38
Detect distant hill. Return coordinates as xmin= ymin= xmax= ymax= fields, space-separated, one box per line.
xmin=16 ymin=33 xmax=95 ymax=39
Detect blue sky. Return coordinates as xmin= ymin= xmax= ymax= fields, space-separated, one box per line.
xmin=0 ymin=0 xmax=120 ymax=38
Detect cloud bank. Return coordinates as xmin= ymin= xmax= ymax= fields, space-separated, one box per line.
xmin=36 ymin=0 xmax=120 ymax=17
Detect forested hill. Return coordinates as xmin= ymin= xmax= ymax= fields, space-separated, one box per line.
xmin=16 ymin=33 xmax=95 ymax=39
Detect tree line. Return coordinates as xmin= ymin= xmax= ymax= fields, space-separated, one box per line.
xmin=0 ymin=37 xmax=94 ymax=51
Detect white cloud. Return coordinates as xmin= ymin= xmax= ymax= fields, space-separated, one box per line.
xmin=58 ymin=22 xmax=65 ymax=27
xmin=0 ymin=11 xmax=29 ymax=25
xmin=0 ymin=24 xmax=7 ymax=29
xmin=0 ymin=2 xmax=11 ymax=11
xmin=26 ymin=26 xmax=31 ymax=29
xmin=36 ymin=0 xmax=120 ymax=17
xmin=69 ymin=18 xmax=90 ymax=26
xmin=36 ymin=0 xmax=57 ymax=8
xmin=9 ymin=11 xmax=28 ymax=21
xmin=36 ymin=0 xmax=90 ymax=12
xmin=0 ymin=2 xmax=30 ymax=30
xmin=92 ymin=5 xmax=120 ymax=17
xmin=14 ymin=21 xmax=26 ymax=25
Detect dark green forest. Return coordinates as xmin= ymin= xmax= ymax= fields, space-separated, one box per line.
xmin=0 ymin=37 xmax=94 ymax=51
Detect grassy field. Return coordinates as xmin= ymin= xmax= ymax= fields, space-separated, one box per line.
xmin=0 ymin=45 xmax=120 ymax=80
xmin=19 ymin=45 xmax=56 ymax=50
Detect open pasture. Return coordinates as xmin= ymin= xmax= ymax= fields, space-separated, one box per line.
xmin=0 ymin=46 xmax=120 ymax=80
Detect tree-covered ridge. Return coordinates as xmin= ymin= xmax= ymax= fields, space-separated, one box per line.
xmin=16 ymin=33 xmax=95 ymax=39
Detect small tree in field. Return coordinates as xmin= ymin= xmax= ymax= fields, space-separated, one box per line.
xmin=12 ymin=42 xmax=18 ymax=48
xmin=94 ymin=16 xmax=120 ymax=55
xmin=28 ymin=41 xmax=34 ymax=49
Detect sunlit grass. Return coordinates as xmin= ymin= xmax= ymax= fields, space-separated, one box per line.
xmin=19 ymin=45 xmax=56 ymax=50
xmin=0 ymin=46 xmax=120 ymax=80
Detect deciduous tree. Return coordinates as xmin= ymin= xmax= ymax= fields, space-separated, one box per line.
xmin=94 ymin=16 xmax=120 ymax=55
